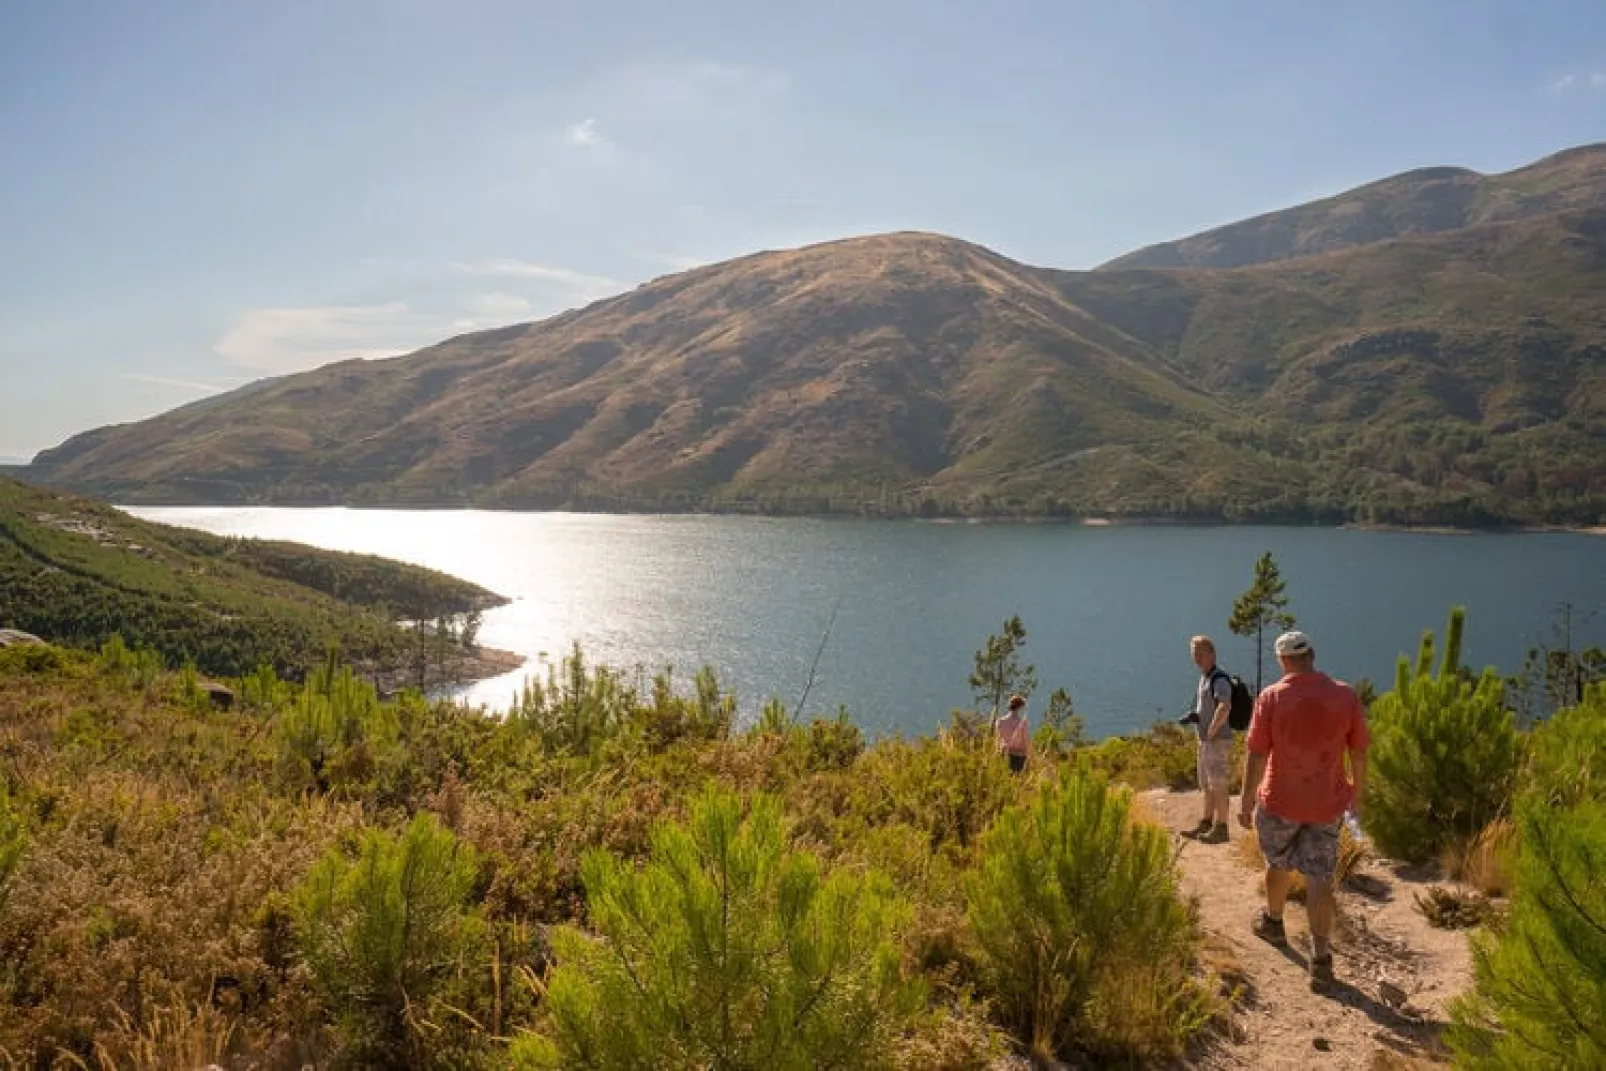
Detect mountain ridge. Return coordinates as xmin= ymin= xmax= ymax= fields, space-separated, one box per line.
xmin=21 ymin=146 xmax=1606 ymax=527
xmin=1101 ymin=142 xmax=1606 ymax=270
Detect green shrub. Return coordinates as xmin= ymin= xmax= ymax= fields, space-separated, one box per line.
xmin=857 ymin=736 xmax=1020 ymax=854
xmin=1450 ymin=683 xmax=1606 ymax=1068
xmin=1449 ymin=795 xmax=1606 ymax=1067
xmin=517 ymin=788 xmax=922 ymax=1070
xmin=292 ymin=813 xmax=483 ymax=1068
xmin=506 ymin=643 xmax=638 ymax=756
xmin=1366 ymin=607 xmax=1521 ymax=863
xmin=0 ymin=781 xmax=24 ymax=911
xmin=966 ymin=763 xmax=1210 ymax=1062
xmin=275 ymin=665 xmax=398 ymax=793
xmin=634 ymin=664 xmax=736 ymax=751
xmin=805 ymin=708 xmax=865 ymax=771
xmin=1523 ymin=682 xmax=1606 ymax=807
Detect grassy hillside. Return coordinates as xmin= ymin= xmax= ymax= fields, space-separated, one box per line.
xmin=1102 ymin=142 xmax=1606 ymax=269
xmin=20 ymin=146 xmax=1606 ymax=526
xmin=0 ymin=639 xmax=1216 ymax=1068
xmin=3 ymin=623 xmax=1598 ymax=1067
xmin=0 ymin=477 xmax=508 ymax=680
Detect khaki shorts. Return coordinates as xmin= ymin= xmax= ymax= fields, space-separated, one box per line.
xmin=1254 ymin=808 xmax=1342 ymax=885
xmin=1196 ymin=735 xmax=1233 ymax=793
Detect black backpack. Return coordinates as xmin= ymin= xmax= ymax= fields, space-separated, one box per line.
xmin=1211 ymin=667 xmax=1256 ymax=732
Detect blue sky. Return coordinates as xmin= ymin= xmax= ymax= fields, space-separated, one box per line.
xmin=3 ymin=0 xmax=1604 ymax=462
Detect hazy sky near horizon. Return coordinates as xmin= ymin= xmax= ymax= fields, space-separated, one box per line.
xmin=3 ymin=0 xmax=1605 ymax=461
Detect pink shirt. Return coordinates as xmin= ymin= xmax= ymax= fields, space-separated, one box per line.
xmin=995 ymin=711 xmax=1029 ymax=756
xmin=1247 ymin=671 xmax=1369 ymax=824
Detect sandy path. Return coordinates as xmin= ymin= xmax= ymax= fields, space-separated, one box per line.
xmin=1144 ymin=789 xmax=1475 ymax=1069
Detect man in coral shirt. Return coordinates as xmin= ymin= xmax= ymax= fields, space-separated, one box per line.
xmin=1237 ymin=630 xmax=1369 ymax=993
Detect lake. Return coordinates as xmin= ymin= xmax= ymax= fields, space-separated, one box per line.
xmin=125 ymin=508 xmax=1605 ymax=740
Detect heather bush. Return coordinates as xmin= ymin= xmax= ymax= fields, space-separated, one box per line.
xmin=967 ymin=763 xmax=1210 ymax=1063
xmin=515 ymin=788 xmax=922 ymax=1070
xmin=1366 ymin=607 xmax=1521 ymax=862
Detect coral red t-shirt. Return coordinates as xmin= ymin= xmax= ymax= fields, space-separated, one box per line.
xmin=1247 ymin=670 xmax=1370 ymax=824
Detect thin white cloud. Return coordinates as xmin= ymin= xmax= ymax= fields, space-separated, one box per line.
xmin=119 ymin=372 xmax=229 ymax=395
xmin=1551 ymin=71 xmax=1606 ymax=92
xmin=566 ymin=117 xmax=607 ymax=148
xmin=637 ymin=252 xmax=708 ymax=272
xmin=451 ymin=258 xmax=617 ymax=288
xmin=214 ymin=303 xmax=435 ymax=373
xmin=214 ymin=277 xmax=623 ymax=374
xmin=467 ymin=291 xmax=536 ymax=317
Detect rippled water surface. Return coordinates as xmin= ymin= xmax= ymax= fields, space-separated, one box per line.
xmin=128 ymin=508 xmax=1606 ymax=738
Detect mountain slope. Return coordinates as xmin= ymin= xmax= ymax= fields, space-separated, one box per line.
xmin=1102 ymin=143 xmax=1606 ymax=270
xmin=21 ymin=148 xmax=1606 ymax=526
xmin=29 ymin=233 xmax=1253 ymax=512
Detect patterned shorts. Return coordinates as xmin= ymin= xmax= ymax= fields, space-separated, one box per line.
xmin=1196 ymin=736 xmax=1233 ymax=793
xmin=1254 ymin=808 xmax=1342 ymax=885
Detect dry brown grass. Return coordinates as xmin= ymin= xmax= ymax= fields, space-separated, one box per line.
xmin=1438 ymin=817 xmax=1515 ymax=898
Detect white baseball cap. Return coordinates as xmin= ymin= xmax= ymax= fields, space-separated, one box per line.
xmin=1274 ymin=630 xmax=1313 ymax=656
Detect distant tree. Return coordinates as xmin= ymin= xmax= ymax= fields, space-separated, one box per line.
xmin=1228 ymin=551 xmax=1296 ymax=692
xmin=968 ymin=615 xmax=1038 ymax=727
xmin=458 ymin=608 xmax=483 ymax=650
xmin=1508 ymin=602 xmax=1604 ymax=724
xmin=1034 ymin=687 xmax=1085 ymax=757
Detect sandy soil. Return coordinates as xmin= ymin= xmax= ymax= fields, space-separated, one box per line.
xmin=1147 ymin=789 xmax=1477 ymax=1070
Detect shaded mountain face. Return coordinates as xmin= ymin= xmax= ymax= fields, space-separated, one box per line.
xmin=23 ymin=147 xmax=1606 ymax=526
xmin=1102 ymin=143 xmax=1606 ymax=270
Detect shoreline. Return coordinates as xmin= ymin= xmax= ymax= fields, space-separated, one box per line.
xmin=114 ymin=498 xmax=1606 ymax=536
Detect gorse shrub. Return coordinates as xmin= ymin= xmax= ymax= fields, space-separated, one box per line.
xmin=966 ymin=764 xmax=1210 ymax=1063
xmin=1450 ymin=683 xmax=1606 ymax=1069
xmin=1366 ymin=607 xmax=1521 ymax=863
xmin=293 ymin=812 xmax=483 ymax=1068
xmin=517 ymin=788 xmax=922 ymax=1070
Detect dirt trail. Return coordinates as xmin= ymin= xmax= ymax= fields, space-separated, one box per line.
xmin=1145 ymin=789 xmax=1476 ymax=1070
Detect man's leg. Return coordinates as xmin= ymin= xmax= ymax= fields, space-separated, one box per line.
xmin=1306 ymin=879 xmax=1335 ymax=960
xmin=1265 ymin=866 xmax=1292 ymax=919
xmin=1201 ymin=738 xmax=1232 ymax=836
xmin=1185 ymin=743 xmax=1212 ymax=835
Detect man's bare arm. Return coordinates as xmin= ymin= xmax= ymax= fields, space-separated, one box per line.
xmin=1348 ymin=750 xmax=1368 ymax=816
xmin=1238 ymin=751 xmax=1269 ymax=826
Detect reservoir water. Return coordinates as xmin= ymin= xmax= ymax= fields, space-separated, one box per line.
xmin=127 ymin=508 xmax=1605 ymax=739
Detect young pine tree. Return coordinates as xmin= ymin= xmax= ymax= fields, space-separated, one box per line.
xmin=966 ymin=764 xmax=1210 ymax=1062
xmin=293 ymin=813 xmax=483 ymax=1068
xmin=1365 ymin=607 xmax=1521 ymax=863
xmin=968 ymin=614 xmax=1038 ymax=729
xmin=1227 ymin=551 xmax=1295 ymax=693
xmin=517 ymin=788 xmax=921 ymax=1070
xmin=1450 ymin=684 xmax=1606 ymax=1068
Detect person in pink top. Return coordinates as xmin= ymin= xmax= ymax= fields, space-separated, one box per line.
xmin=994 ymin=694 xmax=1030 ymax=774
xmin=1237 ymin=630 xmax=1369 ymax=993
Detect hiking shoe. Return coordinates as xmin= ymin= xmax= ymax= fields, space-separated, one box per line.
xmin=1252 ymin=911 xmax=1287 ymax=947
xmin=1182 ymin=819 xmax=1213 ymax=839
xmin=1309 ymin=955 xmax=1336 ymax=993
xmin=1200 ymin=822 xmax=1230 ymax=844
